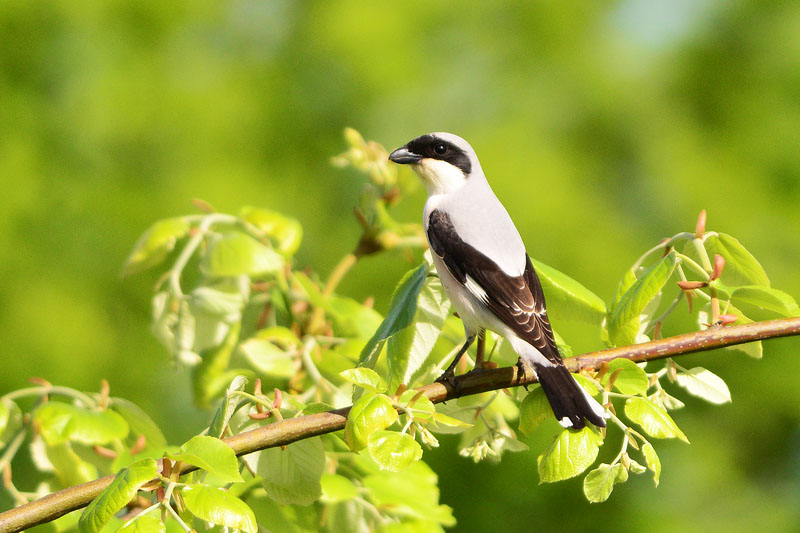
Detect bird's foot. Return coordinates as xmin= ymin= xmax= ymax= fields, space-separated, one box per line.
xmin=515 ymin=358 xmax=530 ymax=391
xmin=435 ymin=369 xmax=462 ymax=397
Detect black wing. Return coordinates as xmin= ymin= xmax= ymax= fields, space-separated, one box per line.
xmin=427 ymin=209 xmax=562 ymax=365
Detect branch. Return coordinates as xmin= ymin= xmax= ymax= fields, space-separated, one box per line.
xmin=2 ymin=317 xmax=799 ymax=532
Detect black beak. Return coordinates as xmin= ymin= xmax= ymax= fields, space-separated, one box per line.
xmin=388 ymin=146 xmax=422 ymax=164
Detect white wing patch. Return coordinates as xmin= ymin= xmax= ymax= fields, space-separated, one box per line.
xmin=464 ymin=275 xmax=489 ymax=304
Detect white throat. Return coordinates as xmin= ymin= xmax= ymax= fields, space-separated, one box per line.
xmin=412 ymin=159 xmax=467 ymax=196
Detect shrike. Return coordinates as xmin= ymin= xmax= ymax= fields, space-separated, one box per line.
xmin=389 ymin=132 xmax=607 ymax=429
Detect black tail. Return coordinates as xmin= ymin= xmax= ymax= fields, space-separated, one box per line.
xmin=534 ymin=363 xmax=606 ymax=429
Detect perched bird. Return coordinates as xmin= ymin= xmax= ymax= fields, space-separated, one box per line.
xmin=389 ymin=132 xmax=607 ymax=429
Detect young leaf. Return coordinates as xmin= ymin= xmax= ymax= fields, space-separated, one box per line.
xmin=730 ymin=285 xmax=800 ymax=317
xmin=368 ymin=430 xmax=423 ymax=472
xmin=431 ymin=411 xmax=472 ymax=430
xmin=320 ymin=474 xmax=359 ymax=503
xmin=530 ymin=258 xmax=607 ymax=324
xmin=240 ymin=206 xmax=303 ymax=256
xmin=0 ymin=399 xmax=21 ymax=447
xmin=201 ymin=231 xmax=284 ymax=277
xmin=537 ymin=426 xmax=604 ymax=483
xmin=181 ymin=485 xmax=257 ymax=533
xmin=358 ymin=264 xmax=427 ymax=368
xmin=78 ymin=458 xmax=158 ymax=533
xmin=339 ymin=368 xmax=388 ymax=393
xmin=193 ymin=321 xmax=241 ymax=409
xmin=399 ymin=390 xmax=436 ymax=420
xmin=583 ymin=463 xmax=626 ymax=503
xmin=642 ymin=442 xmax=662 ymax=486
xmin=387 ymin=274 xmax=451 ymax=391
xmin=45 ymin=441 xmax=98 ymax=486
xmin=169 ymin=435 xmax=243 ymax=482
xmin=239 ymin=338 xmax=296 ymax=378
xmin=709 ymin=303 xmax=763 ymax=358
xmin=123 ymin=217 xmax=190 ymax=276
xmin=624 ymin=397 xmax=689 ymax=442
xmin=608 ymin=252 xmax=677 ymax=347
xmin=110 ymin=398 xmax=167 ymax=452
xmin=251 ymin=437 xmax=326 ymax=505
xmin=344 ymin=393 xmax=398 ymax=451
xmin=675 ymin=367 xmax=731 ymax=405
xmin=704 ymin=233 xmax=770 ymax=287
xmin=118 ymin=513 xmax=165 ymax=533
xmin=518 ymin=386 xmax=553 ymax=436
xmin=603 ymin=358 xmax=649 ymax=396
xmin=35 ymin=403 xmax=129 ymax=446
xmin=208 ymin=375 xmax=248 ymax=438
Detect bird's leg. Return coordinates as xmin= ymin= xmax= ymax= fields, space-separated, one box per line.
xmin=515 ymin=357 xmax=531 ymax=391
xmin=435 ymin=334 xmax=476 ymax=396
xmin=473 ymin=331 xmax=486 ymax=370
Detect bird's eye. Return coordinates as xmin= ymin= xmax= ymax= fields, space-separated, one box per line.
xmin=433 ymin=144 xmax=448 ymax=156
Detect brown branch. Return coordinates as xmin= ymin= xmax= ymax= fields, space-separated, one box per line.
xmin=2 ymin=317 xmax=799 ymax=533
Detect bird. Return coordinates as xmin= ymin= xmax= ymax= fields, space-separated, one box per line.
xmin=388 ymin=132 xmax=607 ymax=429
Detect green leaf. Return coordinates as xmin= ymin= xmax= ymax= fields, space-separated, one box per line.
xmin=320 ymin=474 xmax=359 ymax=503
xmin=642 ymin=442 xmax=662 ymax=486
xmin=45 ymin=441 xmax=98 ymax=486
xmin=78 ymin=458 xmax=158 ymax=533
xmin=189 ymin=286 xmax=246 ymax=317
xmin=123 ymin=217 xmax=190 ymax=276
xmin=170 ymin=435 xmax=243 ymax=483
xmin=35 ymin=403 xmax=129 ymax=446
xmin=518 ymin=386 xmax=553 ymax=436
xmin=530 ymin=258 xmax=607 ymax=324
xmin=239 ymin=338 xmax=296 ymax=378
xmin=345 ymin=393 xmax=398 ymax=451
xmin=250 ymin=437 xmax=326 ymax=505
xmin=675 ymin=367 xmax=731 ymax=405
xmin=339 ymin=368 xmax=388 ymax=393
xmin=603 ymin=358 xmax=649 ymax=396
xmin=537 ymin=426 xmax=604 ymax=483
xmin=398 ymin=390 xmax=435 ymax=420
xmin=730 ymin=285 xmax=800 ymax=317
xmin=711 ymin=303 xmax=762 ymax=358
xmin=358 ymin=264 xmax=427 ymax=368
xmin=0 ymin=399 xmax=21 ymax=447
xmin=240 ymin=206 xmax=303 ymax=256
xmin=368 ymin=430 xmax=423 ymax=472
xmin=181 ymin=485 xmax=257 ymax=533
xmin=704 ymin=233 xmax=770 ymax=287
xmin=431 ymin=411 xmax=472 ymax=429
xmin=208 ymin=375 xmax=249 ymax=438
xmin=201 ymin=231 xmax=284 ymax=277
xmin=608 ymin=252 xmax=677 ymax=347
xmin=118 ymin=513 xmax=165 ymax=533
xmin=363 ymin=461 xmax=455 ymax=526
xmin=624 ymin=397 xmax=689 ymax=443
xmin=110 ymin=398 xmax=167 ymax=453
xmin=583 ymin=463 xmax=626 ymax=503
xmin=387 ymin=274 xmax=451 ymax=391
xmin=610 ymin=268 xmax=638 ymax=314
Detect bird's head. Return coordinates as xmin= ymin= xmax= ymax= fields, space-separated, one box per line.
xmin=388 ymin=132 xmax=480 ymax=195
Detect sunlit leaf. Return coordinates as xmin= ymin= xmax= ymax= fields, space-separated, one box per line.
xmin=0 ymin=399 xmax=21 ymax=446
xmin=398 ymin=390 xmax=435 ymax=420
xmin=642 ymin=442 xmax=662 ymax=486
xmin=182 ymin=485 xmax=257 ymax=533
xmin=118 ymin=513 xmax=165 ymax=533
xmin=344 ymin=393 xmax=398 ymax=451
xmin=192 ymin=321 xmax=241 ymax=409
xmin=250 ymin=437 xmax=326 ymax=505
xmin=35 ymin=403 xmax=129 ymax=446
xmin=676 ymin=367 xmax=731 ymax=405
xmin=704 ymin=233 xmax=769 ymax=287
xmin=583 ymin=463 xmax=626 ymax=503
xmin=531 ymin=258 xmax=607 ymax=324
xmin=110 ymin=398 xmax=167 ymax=452
xmin=208 ymin=375 xmax=248 ymax=438
xmin=240 ymin=206 xmax=303 ymax=256
xmin=537 ymin=426 xmax=604 ymax=483
xmin=239 ymin=338 xmax=296 ymax=378
xmin=170 ymin=435 xmax=243 ymax=482
xmin=339 ymin=367 xmax=387 ymax=393
xmin=603 ymin=358 xmax=649 ymax=396
xmin=731 ymin=285 xmax=800 ymax=317
xmin=201 ymin=231 xmax=284 ymax=277
xmin=624 ymin=397 xmax=689 ymax=442
xmin=368 ymin=430 xmax=423 ymax=472
xmin=123 ymin=217 xmax=190 ymax=276
xmin=608 ymin=253 xmax=677 ymax=347
xmin=45 ymin=441 xmax=97 ymax=486
xmin=78 ymin=459 xmax=157 ymax=533
xmin=518 ymin=386 xmax=552 ymax=436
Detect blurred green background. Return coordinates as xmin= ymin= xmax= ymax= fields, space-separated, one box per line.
xmin=2 ymin=0 xmax=799 ymax=530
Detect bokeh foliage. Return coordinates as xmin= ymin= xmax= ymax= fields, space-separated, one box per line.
xmin=1 ymin=0 xmax=800 ymax=531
